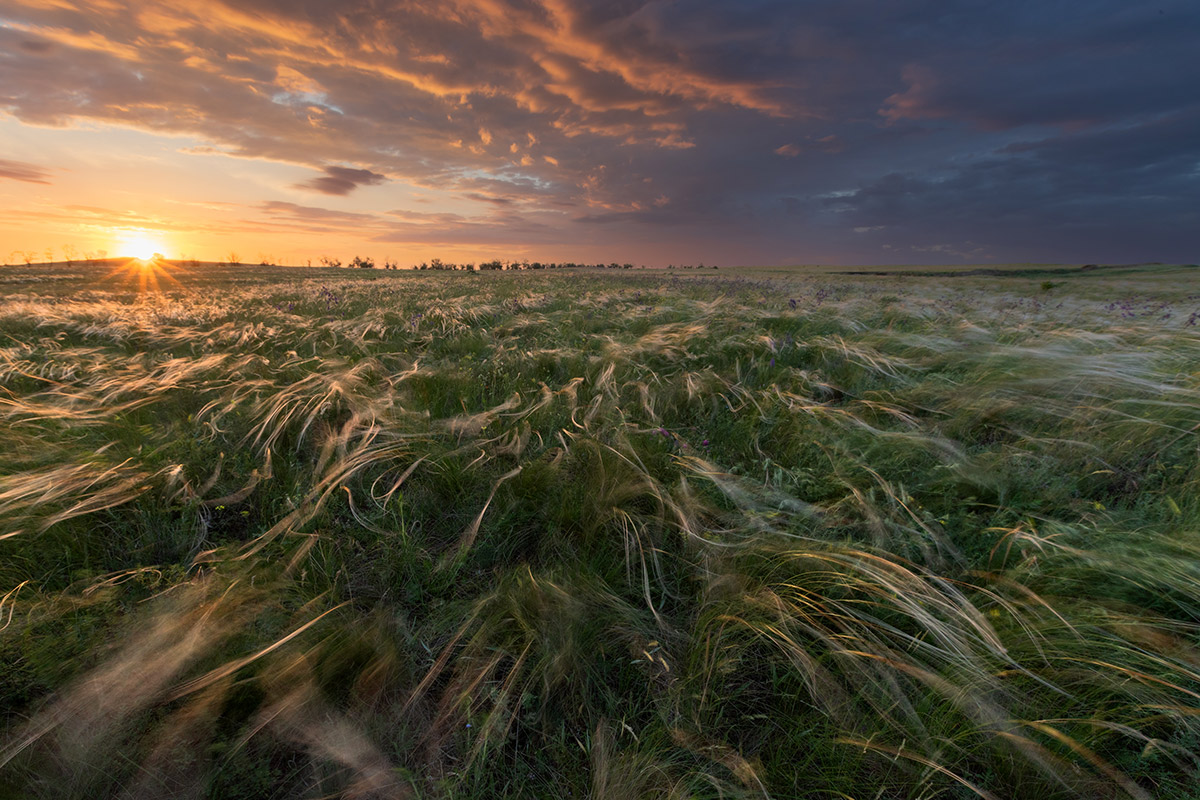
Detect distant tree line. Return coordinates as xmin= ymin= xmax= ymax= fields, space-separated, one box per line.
xmin=415 ymin=259 xmax=643 ymax=271
xmin=7 ymin=254 xmax=725 ymax=271
xmin=4 ymin=247 xmax=109 ymax=267
xmin=1 ymin=250 xmax=716 ymax=272
xmin=305 ymin=257 xmax=720 ymax=271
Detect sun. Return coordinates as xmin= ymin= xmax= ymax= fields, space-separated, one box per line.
xmin=120 ymin=234 xmax=168 ymax=261
xmin=104 ymin=235 xmax=182 ymax=292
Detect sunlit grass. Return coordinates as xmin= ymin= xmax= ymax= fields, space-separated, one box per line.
xmin=1 ymin=262 xmax=1199 ymax=798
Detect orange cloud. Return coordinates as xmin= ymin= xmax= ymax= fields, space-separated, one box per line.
xmin=460 ymin=0 xmax=791 ymax=116
xmin=275 ymin=65 xmax=325 ymax=97
xmin=880 ymin=65 xmax=943 ymax=123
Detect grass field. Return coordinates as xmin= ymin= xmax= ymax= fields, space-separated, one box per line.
xmin=2 ymin=260 xmax=1199 ymax=799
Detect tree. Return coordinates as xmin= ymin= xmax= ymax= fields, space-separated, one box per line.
xmin=319 ymin=255 xmax=342 ymax=268
xmin=349 ymin=255 xmax=375 ymax=269
xmin=227 ymin=251 xmax=241 ymax=266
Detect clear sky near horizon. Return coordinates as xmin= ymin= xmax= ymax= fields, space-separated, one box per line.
xmin=1 ymin=1 xmax=1197 ymax=267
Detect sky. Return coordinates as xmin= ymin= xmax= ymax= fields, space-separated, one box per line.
xmin=1 ymin=0 xmax=1198 ymax=267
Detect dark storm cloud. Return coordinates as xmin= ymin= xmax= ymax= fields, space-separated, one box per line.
xmin=0 ymin=158 xmax=52 ymax=184
xmin=879 ymin=6 xmax=1200 ymax=130
xmin=295 ymin=166 xmax=388 ymax=196
xmin=0 ymin=0 xmax=1196 ymax=262
xmin=820 ymin=110 xmax=1200 ymax=262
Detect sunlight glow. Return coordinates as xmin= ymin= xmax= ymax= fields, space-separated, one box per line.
xmin=119 ymin=234 xmax=168 ymax=261
xmin=104 ymin=253 xmax=182 ymax=293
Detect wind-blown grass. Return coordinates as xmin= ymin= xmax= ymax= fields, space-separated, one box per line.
xmin=1 ymin=262 xmax=1199 ymax=798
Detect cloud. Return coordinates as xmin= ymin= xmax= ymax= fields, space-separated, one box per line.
xmin=295 ymin=166 xmax=388 ymax=196
xmin=573 ymin=210 xmax=680 ymax=225
xmin=879 ymin=65 xmax=943 ymax=124
xmin=0 ymin=158 xmax=52 ymax=184
xmin=18 ymin=39 xmax=53 ymax=54
xmin=816 ymin=109 xmax=1200 ymax=262
xmin=260 ymin=201 xmax=379 ymax=222
xmin=0 ymin=0 xmax=1196 ymax=264
xmin=876 ymin=5 xmax=1200 ymax=131
xmin=463 ymin=193 xmax=514 ymax=206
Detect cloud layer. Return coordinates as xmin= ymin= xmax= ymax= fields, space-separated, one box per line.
xmin=1 ymin=0 xmax=1197 ymax=263
xmin=0 ymin=158 xmax=51 ymax=184
xmin=296 ymin=167 xmax=388 ymax=196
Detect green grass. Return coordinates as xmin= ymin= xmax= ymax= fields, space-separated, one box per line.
xmin=1 ymin=261 xmax=1199 ymax=798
